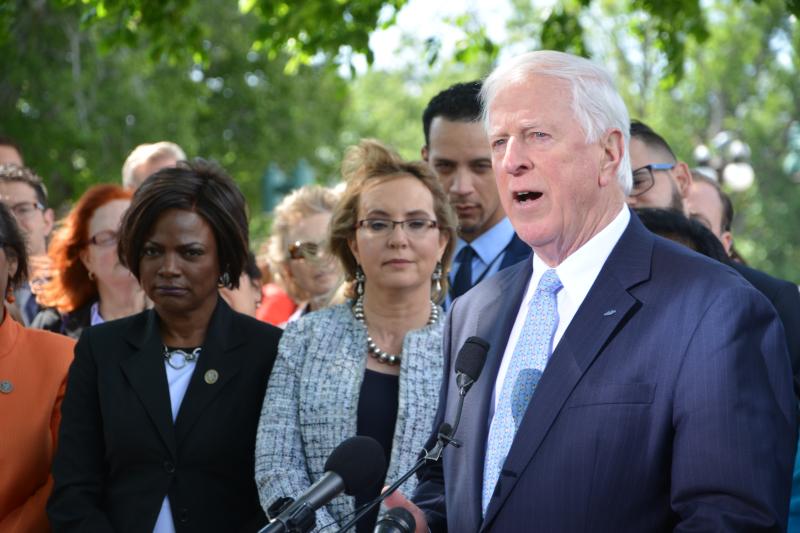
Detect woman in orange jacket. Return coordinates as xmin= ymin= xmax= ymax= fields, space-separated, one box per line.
xmin=0 ymin=202 xmax=75 ymax=532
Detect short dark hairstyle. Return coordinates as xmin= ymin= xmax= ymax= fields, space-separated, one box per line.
xmin=244 ymin=251 xmax=261 ymax=282
xmin=118 ymin=158 xmax=249 ymax=289
xmin=0 ymin=163 xmax=48 ymax=207
xmin=635 ymin=207 xmax=730 ymax=264
xmin=630 ymin=120 xmax=677 ymax=161
xmin=0 ymin=202 xmax=29 ymax=289
xmin=0 ymin=135 xmax=23 ymax=159
xmin=422 ymin=81 xmax=483 ymax=147
xmin=690 ymin=170 xmax=733 ymax=232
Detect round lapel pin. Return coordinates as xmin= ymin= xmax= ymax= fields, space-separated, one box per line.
xmin=0 ymin=380 xmax=13 ymax=394
xmin=204 ymin=369 xmax=219 ymax=385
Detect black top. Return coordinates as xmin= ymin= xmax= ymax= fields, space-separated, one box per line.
xmin=354 ymin=368 xmax=399 ymax=533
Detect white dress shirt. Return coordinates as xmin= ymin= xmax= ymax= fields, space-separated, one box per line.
xmin=492 ymin=207 xmax=630 ymax=412
xmin=153 ymin=351 xmax=200 ymax=533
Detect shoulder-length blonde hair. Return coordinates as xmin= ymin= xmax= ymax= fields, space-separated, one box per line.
xmin=329 ymin=139 xmax=457 ymax=302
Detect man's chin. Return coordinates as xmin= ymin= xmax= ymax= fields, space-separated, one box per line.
xmin=457 ymin=223 xmax=481 ymax=239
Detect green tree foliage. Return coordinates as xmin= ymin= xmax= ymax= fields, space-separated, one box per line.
xmin=40 ymin=0 xmax=405 ymax=71
xmin=0 ymin=1 xmax=347 ymax=229
xmin=598 ymin=0 xmax=799 ymax=280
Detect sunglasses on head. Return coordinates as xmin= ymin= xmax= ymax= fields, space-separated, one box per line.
xmin=288 ymin=241 xmax=322 ymax=260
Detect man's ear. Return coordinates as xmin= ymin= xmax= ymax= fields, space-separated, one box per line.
xmin=42 ymin=208 xmax=55 ymax=236
xmin=599 ymin=129 xmax=624 ymax=187
xmin=721 ymin=231 xmax=733 ymax=255
xmin=421 ymin=145 xmax=429 ymax=162
xmin=674 ymin=161 xmax=693 ymax=200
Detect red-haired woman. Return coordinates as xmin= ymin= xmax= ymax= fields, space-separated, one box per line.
xmin=32 ymin=184 xmax=147 ymax=338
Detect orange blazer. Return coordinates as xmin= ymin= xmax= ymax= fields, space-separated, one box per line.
xmin=0 ymin=311 xmax=75 ymax=533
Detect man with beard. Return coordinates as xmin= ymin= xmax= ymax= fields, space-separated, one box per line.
xmin=626 ymin=121 xmax=690 ymax=212
xmin=422 ymin=82 xmax=530 ymax=307
xmin=627 ymin=120 xmax=800 ymax=394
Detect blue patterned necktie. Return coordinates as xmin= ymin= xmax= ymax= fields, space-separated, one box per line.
xmin=482 ymin=268 xmax=562 ymax=514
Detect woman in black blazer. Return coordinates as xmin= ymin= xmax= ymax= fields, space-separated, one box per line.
xmin=48 ymin=160 xmax=282 ymax=533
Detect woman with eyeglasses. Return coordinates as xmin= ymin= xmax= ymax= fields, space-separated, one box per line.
xmin=32 ymin=184 xmax=147 ymax=339
xmin=258 ymin=185 xmax=342 ymax=328
xmin=255 ymin=139 xmax=457 ymax=532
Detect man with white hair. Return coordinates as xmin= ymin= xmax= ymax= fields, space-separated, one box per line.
xmin=121 ymin=141 xmax=186 ymax=191
xmin=386 ymin=50 xmax=795 ymax=532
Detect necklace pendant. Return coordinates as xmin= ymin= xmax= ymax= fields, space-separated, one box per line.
xmin=164 ymin=346 xmax=201 ymax=370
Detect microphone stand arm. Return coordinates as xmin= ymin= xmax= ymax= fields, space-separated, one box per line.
xmin=335 ymin=385 xmax=470 ymax=533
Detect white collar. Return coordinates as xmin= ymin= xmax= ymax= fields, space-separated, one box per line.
xmin=529 ymin=206 xmax=630 ymax=308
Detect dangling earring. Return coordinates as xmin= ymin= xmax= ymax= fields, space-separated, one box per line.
xmin=218 ymin=272 xmax=231 ymax=288
xmin=5 ymin=285 xmax=15 ymax=304
xmin=431 ymin=261 xmax=443 ymax=299
xmin=87 ymin=271 xmax=95 ymax=281
xmin=355 ymin=265 xmax=365 ymax=296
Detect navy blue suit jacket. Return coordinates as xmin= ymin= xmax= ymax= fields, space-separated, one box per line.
xmin=414 ymin=213 xmax=796 ymax=532
xmin=731 ymin=262 xmax=800 ymax=395
xmin=498 ymin=233 xmax=530 ymax=271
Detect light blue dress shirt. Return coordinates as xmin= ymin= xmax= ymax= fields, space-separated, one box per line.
xmin=446 ymin=217 xmax=517 ymax=309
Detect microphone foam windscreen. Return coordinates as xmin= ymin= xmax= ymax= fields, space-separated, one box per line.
xmin=324 ymin=436 xmax=387 ymax=496
xmin=381 ymin=506 xmax=416 ymax=532
xmin=454 ymin=336 xmax=490 ymax=382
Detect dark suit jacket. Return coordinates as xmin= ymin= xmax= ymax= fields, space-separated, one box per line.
xmin=48 ymin=299 xmax=282 ymax=533
xmin=414 ymin=213 xmax=796 ymax=532
xmin=732 ymin=262 xmax=800 ymax=394
xmin=497 ymin=233 xmax=530 ymax=271
xmin=31 ymin=301 xmax=93 ymax=340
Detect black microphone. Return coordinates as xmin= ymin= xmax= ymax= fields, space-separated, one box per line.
xmin=336 ymin=337 xmax=490 ymax=532
xmin=446 ymin=336 xmax=489 ymax=447
xmin=455 ymin=336 xmax=489 ymax=396
xmin=261 ymin=436 xmax=387 ymax=533
xmin=373 ymin=507 xmax=416 ymax=533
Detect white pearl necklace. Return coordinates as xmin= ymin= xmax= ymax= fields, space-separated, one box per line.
xmin=352 ymin=295 xmax=439 ymax=365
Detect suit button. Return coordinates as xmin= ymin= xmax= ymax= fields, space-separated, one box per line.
xmin=163 ymin=460 xmax=175 ymax=474
xmin=179 ymin=508 xmax=189 ymax=523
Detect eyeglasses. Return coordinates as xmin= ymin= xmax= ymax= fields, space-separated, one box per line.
xmin=630 ymin=163 xmax=675 ymax=197
xmin=86 ymin=230 xmax=119 ymax=247
xmin=7 ymin=201 xmax=44 ymax=220
xmin=355 ymin=218 xmax=439 ymax=238
xmin=288 ymin=241 xmax=323 ymax=260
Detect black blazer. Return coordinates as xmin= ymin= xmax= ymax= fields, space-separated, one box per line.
xmin=732 ymin=262 xmax=800 ymax=395
xmin=48 ymin=298 xmax=282 ymax=533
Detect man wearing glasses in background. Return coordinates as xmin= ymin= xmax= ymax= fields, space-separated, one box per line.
xmin=0 ymin=164 xmax=55 ymax=325
xmin=625 ymin=120 xmax=800 ymax=397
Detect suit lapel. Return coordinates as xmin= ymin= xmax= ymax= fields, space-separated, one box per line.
xmin=481 ymin=213 xmax=654 ymax=529
xmin=174 ymin=299 xmax=244 ymax=443
xmin=120 ymin=310 xmax=177 ymax=456
xmin=452 ymin=260 xmax=532 ymax=531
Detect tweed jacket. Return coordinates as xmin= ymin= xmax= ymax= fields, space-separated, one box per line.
xmin=255 ymin=302 xmax=444 ymax=531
